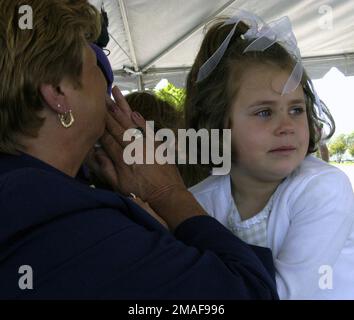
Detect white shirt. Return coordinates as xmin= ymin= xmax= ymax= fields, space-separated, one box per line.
xmin=190 ymin=156 xmax=354 ymax=299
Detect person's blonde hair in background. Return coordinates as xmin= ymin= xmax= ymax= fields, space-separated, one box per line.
xmin=125 ymin=91 xmax=183 ymax=133
xmin=124 ymin=91 xmax=200 ymax=187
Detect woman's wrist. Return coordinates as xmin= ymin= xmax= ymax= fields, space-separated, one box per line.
xmin=148 ymin=186 xmax=207 ymax=231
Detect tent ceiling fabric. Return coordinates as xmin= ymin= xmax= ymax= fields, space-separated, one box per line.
xmin=90 ymin=0 xmax=354 ymax=90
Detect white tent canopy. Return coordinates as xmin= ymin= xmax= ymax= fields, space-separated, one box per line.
xmin=90 ymin=0 xmax=354 ymax=90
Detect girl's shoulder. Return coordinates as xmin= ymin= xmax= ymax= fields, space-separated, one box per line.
xmin=279 ymin=156 xmax=354 ymax=214
xmin=188 ymin=174 xmax=232 ymax=220
xmin=189 ymin=174 xmax=229 ymax=196
xmin=289 ymin=155 xmax=349 ymax=187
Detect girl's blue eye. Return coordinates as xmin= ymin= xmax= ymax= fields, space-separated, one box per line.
xmin=256 ymin=110 xmax=271 ymax=118
xmin=290 ymin=106 xmax=305 ymax=115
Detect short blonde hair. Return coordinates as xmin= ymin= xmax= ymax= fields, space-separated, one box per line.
xmin=0 ymin=0 xmax=101 ymax=154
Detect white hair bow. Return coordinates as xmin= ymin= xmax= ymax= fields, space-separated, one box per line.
xmin=196 ymin=10 xmax=303 ymax=96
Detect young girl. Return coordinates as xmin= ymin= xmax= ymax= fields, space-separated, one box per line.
xmin=185 ymin=13 xmax=354 ymax=299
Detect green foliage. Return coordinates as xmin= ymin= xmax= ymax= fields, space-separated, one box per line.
xmin=348 ymin=145 xmax=354 ymax=157
xmin=347 ymin=132 xmax=354 ymax=157
xmin=346 ymin=132 xmax=354 ymax=145
xmin=328 ymin=134 xmax=348 ymax=162
xmin=154 ymin=81 xmax=186 ymax=112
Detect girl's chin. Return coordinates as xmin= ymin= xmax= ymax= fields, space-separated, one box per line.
xmin=271 ymin=164 xmax=300 ymax=179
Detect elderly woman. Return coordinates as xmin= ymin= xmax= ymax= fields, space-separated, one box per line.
xmin=0 ymin=0 xmax=277 ymax=299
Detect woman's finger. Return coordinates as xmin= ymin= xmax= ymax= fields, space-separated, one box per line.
xmin=84 ymin=146 xmax=118 ymax=190
xmin=94 ymin=149 xmax=119 ymax=189
xmin=85 ymin=148 xmax=100 ymax=173
xmin=105 ymin=111 xmax=128 ymax=146
xmin=106 ymin=96 xmax=134 ymax=130
xmin=130 ymin=112 xmax=156 ymax=146
xmin=112 ymin=86 xmax=132 ymax=116
xmin=100 ymin=129 xmax=125 ymax=167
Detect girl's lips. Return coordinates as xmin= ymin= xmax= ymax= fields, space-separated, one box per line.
xmin=269 ymin=146 xmax=296 ymax=152
xmin=269 ymin=147 xmax=296 ymax=155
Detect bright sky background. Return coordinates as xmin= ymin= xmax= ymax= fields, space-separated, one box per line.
xmin=313 ymin=68 xmax=354 ymax=137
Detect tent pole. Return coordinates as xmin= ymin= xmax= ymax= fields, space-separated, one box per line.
xmin=117 ymin=0 xmax=139 ymax=72
xmin=137 ymin=75 xmax=144 ymax=91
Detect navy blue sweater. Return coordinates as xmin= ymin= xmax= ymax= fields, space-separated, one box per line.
xmin=0 ymin=153 xmax=278 ymax=299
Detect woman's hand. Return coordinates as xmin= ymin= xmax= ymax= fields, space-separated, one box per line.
xmin=85 ymin=146 xmax=118 ymax=190
xmin=97 ymin=86 xmax=207 ymax=231
xmin=100 ymin=86 xmax=186 ymax=202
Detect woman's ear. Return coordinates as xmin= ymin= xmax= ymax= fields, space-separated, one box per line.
xmin=39 ymin=83 xmax=67 ymax=114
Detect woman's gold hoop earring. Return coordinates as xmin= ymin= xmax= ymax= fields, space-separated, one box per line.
xmin=58 ymin=110 xmax=75 ymax=128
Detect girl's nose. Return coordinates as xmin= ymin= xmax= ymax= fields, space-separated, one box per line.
xmin=274 ymin=113 xmax=295 ymax=136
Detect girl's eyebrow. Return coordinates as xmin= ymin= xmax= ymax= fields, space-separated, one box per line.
xmin=247 ymin=98 xmax=306 ymax=108
xmin=288 ymin=99 xmax=306 ymax=105
xmin=247 ymin=100 xmax=277 ymax=108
